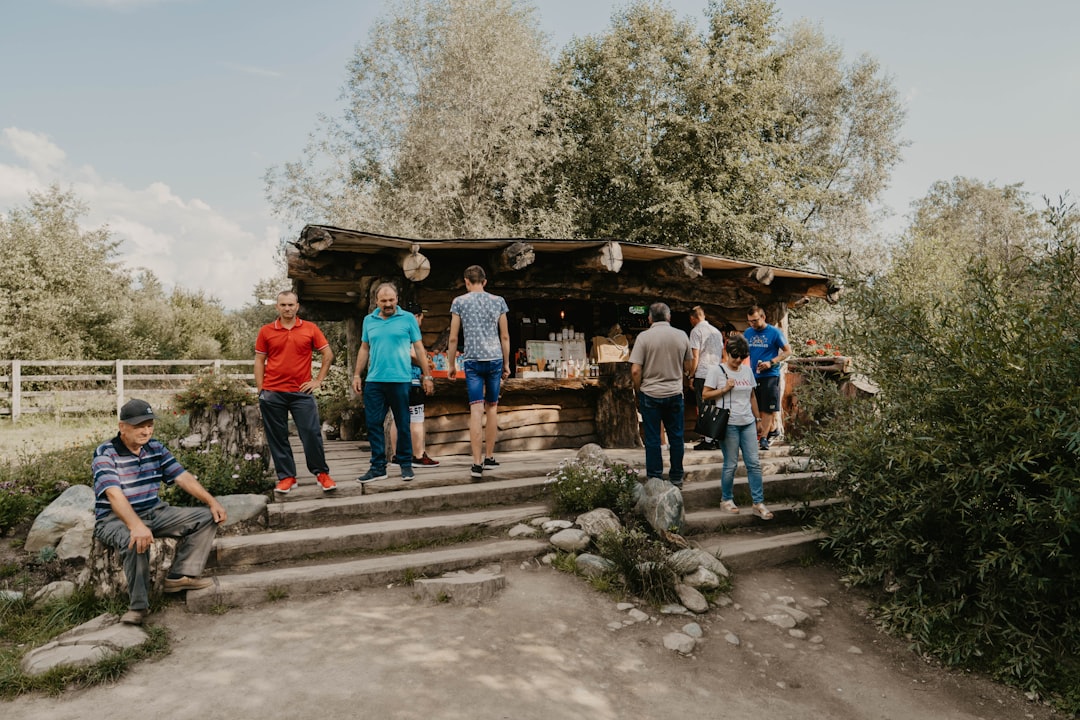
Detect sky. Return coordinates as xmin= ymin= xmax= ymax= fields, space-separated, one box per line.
xmin=1 ymin=0 xmax=1077 ymax=309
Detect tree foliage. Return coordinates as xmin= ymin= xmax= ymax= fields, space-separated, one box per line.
xmin=799 ymin=190 xmax=1080 ymax=711
xmin=546 ymin=0 xmax=904 ymax=261
xmin=0 ymin=185 xmax=276 ymax=361
xmin=267 ymin=0 xmax=559 ymax=237
xmin=267 ymin=0 xmax=904 ymax=261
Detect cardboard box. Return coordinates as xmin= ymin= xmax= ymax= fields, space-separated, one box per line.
xmin=590 ymin=336 xmax=629 ymax=363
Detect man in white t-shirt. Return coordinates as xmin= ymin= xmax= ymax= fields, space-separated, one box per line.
xmin=687 ymin=305 xmax=725 ymax=450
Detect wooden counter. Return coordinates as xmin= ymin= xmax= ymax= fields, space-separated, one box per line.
xmin=422 ymin=364 xmax=641 ymax=454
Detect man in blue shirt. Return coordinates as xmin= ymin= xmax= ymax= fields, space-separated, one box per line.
xmin=352 ymin=283 xmax=435 ymax=484
xmin=447 ymin=265 xmax=510 ymax=480
xmin=93 ymin=398 xmax=227 ymax=625
xmin=744 ymin=305 xmax=791 ymax=451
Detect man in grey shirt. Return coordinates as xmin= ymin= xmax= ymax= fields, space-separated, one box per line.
xmin=630 ymin=302 xmax=693 ymax=487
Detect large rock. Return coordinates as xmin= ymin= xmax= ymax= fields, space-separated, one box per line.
xmin=216 ymin=494 xmax=269 ymax=535
xmin=633 ymin=477 xmax=684 ymax=535
xmin=575 ymin=443 xmax=609 ymax=467
xmin=682 ymin=567 xmax=722 ymax=590
xmin=669 ymin=548 xmax=729 ymax=578
xmin=575 ymin=553 xmax=616 ymax=578
xmin=549 ymin=528 xmax=591 ymax=552
xmin=25 ymin=484 xmax=94 ymax=552
xmin=575 ymin=508 xmax=621 ymax=537
xmin=55 ymin=515 xmax=95 ymax=561
xmin=675 ymin=583 xmax=710 ymax=614
xmin=20 ymin=613 xmax=148 ymax=676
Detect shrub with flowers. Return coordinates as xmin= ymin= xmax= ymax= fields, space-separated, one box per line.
xmin=547 ymin=459 xmax=640 ymax=518
xmin=162 ymin=445 xmax=272 ymax=505
xmin=173 ymin=369 xmax=255 ymax=413
xmin=797 ymin=338 xmax=845 ymax=358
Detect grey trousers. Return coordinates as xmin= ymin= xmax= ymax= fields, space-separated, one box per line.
xmin=94 ymin=503 xmax=217 ymax=610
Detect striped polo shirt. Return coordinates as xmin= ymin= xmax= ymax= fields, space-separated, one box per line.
xmin=92 ymin=435 xmax=186 ymax=518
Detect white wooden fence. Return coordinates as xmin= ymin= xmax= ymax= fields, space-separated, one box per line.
xmin=0 ymin=359 xmax=255 ymax=422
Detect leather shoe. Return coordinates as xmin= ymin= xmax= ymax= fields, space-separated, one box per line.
xmin=163 ymin=576 xmax=214 ymax=593
xmin=120 ymin=609 xmax=147 ymax=625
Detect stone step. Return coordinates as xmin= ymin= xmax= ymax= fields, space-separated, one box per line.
xmin=695 ymin=528 xmax=827 ymax=571
xmin=265 ymin=470 xmax=828 ymax=531
xmin=209 ymin=505 xmax=550 ymax=569
xmin=684 ymin=497 xmax=840 ymax=534
xmin=268 ymin=476 xmax=551 ymax=529
xmin=187 ymin=538 xmax=550 ymax=612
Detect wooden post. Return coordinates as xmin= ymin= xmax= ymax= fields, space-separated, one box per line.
xmin=594 ymin=364 xmax=641 ymax=448
xmin=115 ymin=360 xmax=125 ymax=418
xmin=11 ymin=360 xmax=21 ymax=423
xmin=490 ymin=241 xmax=536 ymax=273
xmin=398 ymin=244 xmax=431 ymax=282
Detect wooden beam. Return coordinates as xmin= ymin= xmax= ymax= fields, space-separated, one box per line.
xmin=490 ymin=241 xmax=536 ymax=273
xmin=297 ymin=226 xmax=334 ymax=257
xmin=574 ymin=241 xmax=623 ymax=273
xmin=397 ymin=244 xmax=431 ymax=282
xmin=654 ymin=254 xmax=703 ymax=281
xmin=750 ymin=265 xmax=775 ymax=285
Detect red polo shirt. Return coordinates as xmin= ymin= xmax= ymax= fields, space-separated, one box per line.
xmin=255 ymin=317 xmax=329 ymax=392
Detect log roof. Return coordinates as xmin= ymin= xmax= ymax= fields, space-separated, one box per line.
xmin=288 ymin=224 xmax=838 ymax=320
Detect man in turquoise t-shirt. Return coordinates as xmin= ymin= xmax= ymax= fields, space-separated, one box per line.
xmin=352 ymin=283 xmax=434 ymax=483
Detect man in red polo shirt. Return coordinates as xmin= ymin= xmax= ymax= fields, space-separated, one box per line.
xmin=255 ymin=290 xmax=337 ymax=494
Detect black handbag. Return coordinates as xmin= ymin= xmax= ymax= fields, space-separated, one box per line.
xmin=694 ymin=403 xmax=730 ymax=439
xmin=694 ymin=366 xmax=730 ymax=438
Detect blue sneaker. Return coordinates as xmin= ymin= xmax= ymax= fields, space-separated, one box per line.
xmin=400 ymin=466 xmax=415 ymax=481
xmin=759 ymin=437 xmax=770 ymax=451
xmin=357 ymin=468 xmax=388 ymax=484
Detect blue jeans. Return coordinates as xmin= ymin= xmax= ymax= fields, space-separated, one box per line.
xmin=638 ymin=392 xmax=685 ymax=486
xmin=721 ymin=421 xmax=765 ymax=504
xmin=258 ymin=391 xmax=328 ymax=481
xmin=464 ymin=359 xmax=503 ymax=405
xmin=364 ymin=381 xmax=412 ymax=471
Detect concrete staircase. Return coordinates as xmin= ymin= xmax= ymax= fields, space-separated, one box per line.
xmin=185 ymin=442 xmax=831 ymax=612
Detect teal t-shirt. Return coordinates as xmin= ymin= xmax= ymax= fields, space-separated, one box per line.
xmin=362 ymin=307 xmax=422 ymax=382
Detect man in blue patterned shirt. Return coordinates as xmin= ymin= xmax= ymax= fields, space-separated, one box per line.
xmin=93 ymin=398 xmax=226 ymax=625
xmin=448 ymin=265 xmax=510 ymax=480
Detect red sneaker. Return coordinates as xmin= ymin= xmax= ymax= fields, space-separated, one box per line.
xmin=274 ymin=476 xmax=297 ymax=494
xmin=418 ymin=454 xmax=440 ymax=467
xmin=316 ymin=473 xmax=337 ymax=492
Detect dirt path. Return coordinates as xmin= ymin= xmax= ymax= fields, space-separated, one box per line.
xmin=4 ymin=563 xmax=1055 ymax=720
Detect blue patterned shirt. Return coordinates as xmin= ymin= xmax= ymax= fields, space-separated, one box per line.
xmin=450 ymin=291 xmax=508 ymax=361
xmin=92 ymin=436 xmax=186 ymax=518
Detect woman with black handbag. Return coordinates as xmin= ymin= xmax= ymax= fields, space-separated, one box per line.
xmin=702 ymin=335 xmax=773 ymax=519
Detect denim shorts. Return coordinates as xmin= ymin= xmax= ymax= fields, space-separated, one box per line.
xmin=464 ymin=359 xmax=503 ymax=405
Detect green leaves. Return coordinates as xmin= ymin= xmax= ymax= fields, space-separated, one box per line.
xmin=801 ymin=215 xmax=1080 ymax=710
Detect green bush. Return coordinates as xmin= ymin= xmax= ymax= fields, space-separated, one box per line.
xmin=172 ymin=368 xmax=255 ymax=413
xmin=801 ymin=239 xmax=1080 ymax=711
xmin=546 ymin=459 xmax=640 ymax=518
xmin=593 ymin=528 xmax=679 ymax=605
xmin=163 ymin=446 xmax=273 ymax=504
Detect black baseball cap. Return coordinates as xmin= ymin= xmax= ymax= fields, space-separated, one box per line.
xmin=120 ymin=398 xmax=155 ymax=425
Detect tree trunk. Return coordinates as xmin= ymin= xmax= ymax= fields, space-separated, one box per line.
xmin=184 ymin=404 xmax=270 ymax=464
xmin=595 ymin=364 xmax=641 ymax=448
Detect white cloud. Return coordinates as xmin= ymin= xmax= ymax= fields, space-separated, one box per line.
xmin=0 ymin=126 xmax=281 ymax=309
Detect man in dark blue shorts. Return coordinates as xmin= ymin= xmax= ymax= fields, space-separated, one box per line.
xmin=744 ymin=305 xmax=791 ymax=451
xmin=447 ymin=265 xmax=510 ymax=480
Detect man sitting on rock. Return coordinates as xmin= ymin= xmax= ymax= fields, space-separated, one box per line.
xmin=92 ymin=398 xmax=227 ymax=625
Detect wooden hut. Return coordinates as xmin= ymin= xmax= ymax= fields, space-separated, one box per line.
xmin=288 ymin=225 xmax=838 ymax=455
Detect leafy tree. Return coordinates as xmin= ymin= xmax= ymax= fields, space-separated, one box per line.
xmin=882 ymin=177 xmax=1044 ymax=309
xmin=266 ymin=0 xmax=559 ymax=237
xmin=547 ymin=0 xmax=904 ymax=261
xmin=0 ymin=185 xmax=131 ymax=359
xmin=799 ymin=188 xmax=1080 ymax=711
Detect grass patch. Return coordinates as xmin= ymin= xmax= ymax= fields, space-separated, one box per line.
xmin=0 ymin=587 xmax=171 ymax=699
